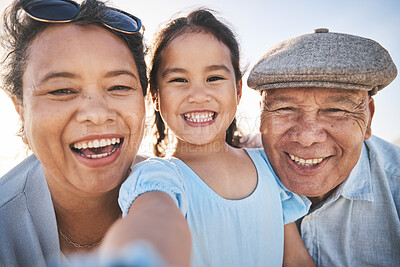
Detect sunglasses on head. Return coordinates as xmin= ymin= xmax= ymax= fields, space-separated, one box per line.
xmin=22 ymin=0 xmax=143 ymax=34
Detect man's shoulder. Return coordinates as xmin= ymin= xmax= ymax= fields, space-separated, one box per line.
xmin=0 ymin=155 xmax=40 ymax=208
xmin=365 ymin=135 xmax=400 ymax=174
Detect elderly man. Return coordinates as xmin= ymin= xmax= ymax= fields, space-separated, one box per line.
xmin=248 ymin=28 xmax=399 ymax=266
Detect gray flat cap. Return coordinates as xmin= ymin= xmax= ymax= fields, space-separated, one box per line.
xmin=247 ymin=28 xmax=397 ymax=93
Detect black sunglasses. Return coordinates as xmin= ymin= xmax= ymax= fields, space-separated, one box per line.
xmin=22 ymin=0 xmax=143 ymax=34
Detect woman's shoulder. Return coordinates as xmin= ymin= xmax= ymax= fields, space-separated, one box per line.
xmin=0 ymin=155 xmax=42 ymax=207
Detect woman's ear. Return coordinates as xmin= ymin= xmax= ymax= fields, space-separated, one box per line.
xmin=236 ymin=79 xmax=243 ymax=104
xmin=11 ymin=96 xmax=23 ymax=121
xmin=11 ymin=96 xmax=28 ymax=145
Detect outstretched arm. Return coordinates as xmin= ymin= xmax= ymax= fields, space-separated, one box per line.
xmin=101 ymin=191 xmax=192 ymax=267
xmin=283 ymin=222 xmax=315 ymax=267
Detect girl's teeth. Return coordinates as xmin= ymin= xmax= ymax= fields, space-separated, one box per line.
xmin=288 ymin=153 xmax=324 ymax=166
xmin=184 ymin=112 xmax=215 ymax=122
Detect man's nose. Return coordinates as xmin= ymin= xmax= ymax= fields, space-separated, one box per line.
xmin=288 ymin=114 xmax=327 ymax=146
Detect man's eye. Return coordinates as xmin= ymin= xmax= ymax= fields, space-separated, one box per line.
xmin=326 ymin=108 xmax=346 ymax=113
xmin=207 ymin=76 xmax=224 ymax=82
xmin=277 ymin=107 xmax=295 ymax=111
xmin=169 ymin=78 xmax=187 ymax=83
xmin=49 ymin=89 xmax=76 ymax=95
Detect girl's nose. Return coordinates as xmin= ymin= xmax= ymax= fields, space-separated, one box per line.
xmin=187 ymin=84 xmax=212 ymax=104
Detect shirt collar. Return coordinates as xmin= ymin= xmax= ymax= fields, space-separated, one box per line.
xmin=329 ymin=142 xmax=374 ymax=203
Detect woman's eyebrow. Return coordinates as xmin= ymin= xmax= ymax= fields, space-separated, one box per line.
xmin=104 ymin=70 xmax=139 ymax=80
xmin=39 ymin=72 xmax=78 ymax=85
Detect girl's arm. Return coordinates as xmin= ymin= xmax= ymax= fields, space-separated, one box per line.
xmin=101 ymin=191 xmax=192 ymax=267
xmin=283 ymin=222 xmax=315 ymax=267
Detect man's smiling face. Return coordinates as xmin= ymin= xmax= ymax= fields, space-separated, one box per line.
xmin=260 ymin=87 xmax=374 ymax=204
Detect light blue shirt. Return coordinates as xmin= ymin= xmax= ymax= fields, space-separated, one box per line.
xmin=0 ymin=155 xmax=61 ymax=267
xmin=300 ymin=136 xmax=400 ymax=266
xmin=120 ymin=148 xmax=310 ymax=267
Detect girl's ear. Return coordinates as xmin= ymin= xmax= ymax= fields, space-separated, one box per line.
xmin=236 ymin=79 xmax=243 ymax=104
xmin=153 ymin=92 xmax=160 ymax=111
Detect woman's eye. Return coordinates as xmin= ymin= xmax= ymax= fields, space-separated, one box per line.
xmin=169 ymin=78 xmax=187 ymax=83
xmin=207 ymin=76 xmax=224 ymax=82
xmin=108 ymin=85 xmax=133 ymax=91
xmin=49 ymin=89 xmax=76 ymax=95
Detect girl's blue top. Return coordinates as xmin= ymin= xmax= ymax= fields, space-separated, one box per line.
xmin=119 ymin=148 xmax=310 ymax=267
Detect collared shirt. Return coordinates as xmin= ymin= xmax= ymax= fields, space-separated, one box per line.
xmin=300 ymin=136 xmax=400 ymax=266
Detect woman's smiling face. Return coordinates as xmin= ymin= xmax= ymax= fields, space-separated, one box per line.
xmin=19 ymin=24 xmax=145 ymax=194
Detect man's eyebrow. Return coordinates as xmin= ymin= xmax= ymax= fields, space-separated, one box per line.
xmin=325 ymin=95 xmax=365 ymax=106
xmin=161 ymin=67 xmax=187 ymax=78
xmin=266 ymin=96 xmax=298 ymax=104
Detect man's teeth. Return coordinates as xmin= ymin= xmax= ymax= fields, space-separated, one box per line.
xmin=183 ymin=112 xmax=215 ymax=123
xmin=73 ymin=138 xmax=120 ymax=150
xmin=288 ymin=153 xmax=324 ymax=166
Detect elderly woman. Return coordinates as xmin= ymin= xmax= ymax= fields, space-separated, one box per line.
xmin=0 ymin=0 xmax=147 ymax=265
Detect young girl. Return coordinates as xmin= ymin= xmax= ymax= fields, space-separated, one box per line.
xmin=103 ymin=9 xmax=314 ymax=267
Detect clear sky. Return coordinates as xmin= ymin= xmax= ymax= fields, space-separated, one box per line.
xmin=0 ymin=0 xmax=399 ymax=176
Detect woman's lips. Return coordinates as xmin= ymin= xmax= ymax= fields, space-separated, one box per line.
xmin=70 ymin=137 xmax=124 ymax=167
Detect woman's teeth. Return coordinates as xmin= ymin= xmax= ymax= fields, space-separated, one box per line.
xmin=183 ymin=112 xmax=215 ymax=123
xmin=288 ymin=153 xmax=324 ymax=166
xmin=71 ymin=138 xmax=121 ymax=159
xmin=73 ymin=138 xmax=120 ymax=149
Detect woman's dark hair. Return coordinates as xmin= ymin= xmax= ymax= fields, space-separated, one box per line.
xmin=150 ymin=8 xmax=243 ymax=157
xmin=1 ymin=0 xmax=148 ymax=108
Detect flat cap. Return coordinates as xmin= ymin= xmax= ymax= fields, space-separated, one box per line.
xmin=247 ymin=29 xmax=397 ymax=93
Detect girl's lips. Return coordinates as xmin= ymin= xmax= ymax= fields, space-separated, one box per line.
xmin=181 ymin=111 xmax=217 ymax=127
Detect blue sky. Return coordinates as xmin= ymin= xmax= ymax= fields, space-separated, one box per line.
xmin=0 ymin=0 xmax=399 ymax=175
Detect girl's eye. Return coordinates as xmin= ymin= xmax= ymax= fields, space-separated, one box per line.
xmin=169 ymin=78 xmax=187 ymax=83
xmin=207 ymin=76 xmax=224 ymax=82
xmin=49 ymin=89 xmax=76 ymax=95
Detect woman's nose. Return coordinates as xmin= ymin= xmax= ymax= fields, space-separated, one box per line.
xmin=76 ymin=94 xmax=116 ymax=125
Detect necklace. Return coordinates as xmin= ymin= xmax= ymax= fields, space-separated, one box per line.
xmin=58 ymin=228 xmax=103 ymax=249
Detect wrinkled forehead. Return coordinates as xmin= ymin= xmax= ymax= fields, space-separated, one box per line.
xmin=261 ymin=87 xmax=369 ymax=104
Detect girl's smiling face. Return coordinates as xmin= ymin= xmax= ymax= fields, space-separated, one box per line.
xmin=19 ymin=24 xmax=145 ymax=195
xmin=156 ymin=32 xmax=242 ymax=147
